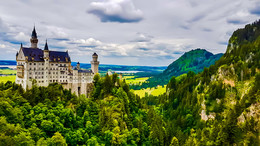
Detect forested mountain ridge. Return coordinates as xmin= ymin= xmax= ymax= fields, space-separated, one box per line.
xmin=163 ymin=49 xmax=222 ymax=78
xmin=0 ymin=21 xmax=259 ymax=145
xmin=147 ymin=20 xmax=260 ymax=145
xmin=131 ymin=49 xmax=223 ymax=89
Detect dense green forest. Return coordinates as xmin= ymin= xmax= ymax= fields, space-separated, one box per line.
xmin=0 ymin=21 xmax=260 ymax=145
xmin=130 ymin=49 xmax=223 ymax=89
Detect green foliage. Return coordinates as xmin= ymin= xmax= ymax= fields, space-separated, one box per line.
xmin=0 ymin=21 xmax=259 ymax=145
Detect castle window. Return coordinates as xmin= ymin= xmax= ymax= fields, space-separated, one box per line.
xmin=30 ymin=63 xmax=32 ymax=65
xmin=34 ymin=63 xmax=36 ymax=65
xmin=29 ymin=77 xmax=32 ymax=79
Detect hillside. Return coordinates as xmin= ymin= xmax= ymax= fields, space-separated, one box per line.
xmin=143 ymin=20 xmax=260 ymax=145
xmin=0 ymin=21 xmax=259 ymax=145
xmin=162 ymin=48 xmax=222 ymax=79
xmin=131 ymin=49 xmax=223 ymax=89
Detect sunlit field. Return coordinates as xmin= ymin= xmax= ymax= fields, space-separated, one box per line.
xmin=133 ymin=85 xmax=166 ymax=97
xmin=125 ymin=77 xmax=149 ymax=85
xmin=0 ymin=69 xmax=16 ymax=75
xmin=0 ymin=75 xmax=16 ymax=83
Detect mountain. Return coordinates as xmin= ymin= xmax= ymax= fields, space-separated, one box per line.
xmin=131 ymin=49 xmax=223 ymax=89
xmin=162 ymin=48 xmax=223 ymax=79
xmin=146 ymin=20 xmax=260 ymax=145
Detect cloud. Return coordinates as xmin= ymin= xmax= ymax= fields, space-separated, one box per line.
xmin=226 ymin=17 xmax=248 ymax=25
xmin=138 ymin=47 xmax=149 ymax=51
xmin=0 ymin=0 xmax=260 ymax=66
xmin=73 ymin=38 xmax=102 ymax=47
xmin=0 ymin=44 xmax=6 ymax=48
xmin=88 ymin=0 xmax=143 ymax=23
xmin=131 ymin=32 xmax=153 ymax=42
xmin=201 ymin=28 xmax=212 ymax=32
xmin=188 ymin=14 xmax=206 ymax=23
xmin=13 ymin=32 xmax=29 ymax=42
xmin=51 ymin=38 xmax=70 ymax=41
xmin=249 ymin=2 xmax=260 ymax=15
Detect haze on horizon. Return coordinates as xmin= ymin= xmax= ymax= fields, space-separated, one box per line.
xmin=0 ymin=0 xmax=259 ymax=66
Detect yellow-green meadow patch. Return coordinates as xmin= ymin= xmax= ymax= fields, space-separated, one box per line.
xmin=0 ymin=75 xmax=16 ymax=83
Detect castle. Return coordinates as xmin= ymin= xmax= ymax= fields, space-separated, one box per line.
xmin=15 ymin=27 xmax=99 ymax=97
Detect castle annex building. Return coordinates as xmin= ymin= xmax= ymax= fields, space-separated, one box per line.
xmin=15 ymin=27 xmax=99 ymax=96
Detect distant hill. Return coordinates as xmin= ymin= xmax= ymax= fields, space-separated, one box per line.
xmin=0 ymin=60 xmax=17 ymax=66
xmin=0 ymin=60 xmax=166 ymax=73
xmin=162 ymin=48 xmax=223 ymax=79
xmin=130 ymin=49 xmax=223 ymax=90
xmin=131 ymin=49 xmax=223 ymax=89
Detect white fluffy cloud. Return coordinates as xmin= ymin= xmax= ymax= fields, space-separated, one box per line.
xmin=88 ymin=0 xmax=143 ymax=23
xmin=74 ymin=38 xmax=102 ymax=47
xmin=13 ymin=32 xmax=29 ymax=42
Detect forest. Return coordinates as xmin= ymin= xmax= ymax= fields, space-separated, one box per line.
xmin=0 ymin=21 xmax=260 ymax=145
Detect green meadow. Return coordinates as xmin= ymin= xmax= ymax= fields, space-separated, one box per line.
xmin=123 ymin=75 xmax=167 ymax=97
xmin=0 ymin=75 xmax=16 ymax=83
xmin=0 ymin=69 xmax=16 ymax=75
xmin=133 ymin=85 xmax=166 ymax=97
xmin=0 ymin=69 xmax=16 ymax=83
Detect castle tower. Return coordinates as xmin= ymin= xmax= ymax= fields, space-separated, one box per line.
xmin=77 ymin=62 xmax=80 ymax=70
xmin=43 ymin=40 xmax=49 ymax=86
xmin=30 ymin=26 xmax=38 ymax=48
xmin=119 ymin=73 xmax=123 ymax=80
xmin=91 ymin=53 xmax=99 ymax=74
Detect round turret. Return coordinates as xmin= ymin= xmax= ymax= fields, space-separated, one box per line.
xmin=77 ymin=62 xmax=80 ymax=70
xmin=92 ymin=52 xmax=98 ymax=62
xmin=91 ymin=52 xmax=99 ymax=74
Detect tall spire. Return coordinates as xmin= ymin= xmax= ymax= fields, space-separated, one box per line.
xmin=44 ymin=39 xmax=49 ymax=51
xmin=20 ymin=43 xmax=23 ymax=48
xmin=31 ymin=26 xmax=37 ymax=38
xmin=30 ymin=25 xmax=38 ymax=48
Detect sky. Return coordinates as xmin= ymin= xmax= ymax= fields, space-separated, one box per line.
xmin=0 ymin=0 xmax=259 ymax=66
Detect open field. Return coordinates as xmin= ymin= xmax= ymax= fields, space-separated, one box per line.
xmin=0 ymin=75 xmax=16 ymax=83
xmin=133 ymin=85 xmax=166 ymax=97
xmin=0 ymin=69 xmax=16 ymax=75
xmin=124 ymin=76 xmax=149 ymax=85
